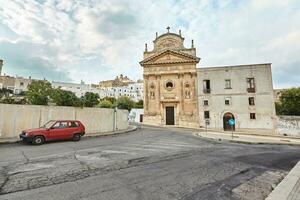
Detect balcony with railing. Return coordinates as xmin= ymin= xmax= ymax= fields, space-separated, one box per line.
xmin=247 ymin=87 xmax=255 ymax=93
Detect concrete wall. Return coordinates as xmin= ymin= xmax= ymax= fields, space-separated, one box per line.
xmin=197 ymin=64 xmax=277 ymax=133
xmin=0 ymin=104 xmax=128 ymax=139
xmin=276 ymin=116 xmax=300 ymax=137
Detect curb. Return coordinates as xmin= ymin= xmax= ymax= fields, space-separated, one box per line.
xmin=194 ymin=133 xmax=300 ymax=146
xmin=0 ymin=125 xmax=138 ymax=145
xmin=266 ymin=161 xmax=300 ymax=200
xmin=139 ymin=123 xmax=300 ymax=140
xmin=84 ymin=125 xmax=138 ymax=139
xmin=189 ymin=127 xmax=300 ymax=140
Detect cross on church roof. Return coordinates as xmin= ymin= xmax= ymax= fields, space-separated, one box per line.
xmin=166 ymin=26 xmax=170 ymax=33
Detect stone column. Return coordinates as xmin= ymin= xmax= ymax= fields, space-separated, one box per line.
xmin=144 ymin=75 xmax=148 ymax=114
xmin=179 ymin=73 xmax=184 ymax=112
xmin=192 ymin=72 xmax=197 ymax=101
xmin=157 ymin=75 xmax=161 ymax=116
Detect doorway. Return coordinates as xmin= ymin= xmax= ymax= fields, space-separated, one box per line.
xmin=223 ymin=112 xmax=235 ymax=131
xmin=166 ymin=106 xmax=175 ymax=125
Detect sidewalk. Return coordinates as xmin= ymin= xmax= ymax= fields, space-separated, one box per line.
xmin=0 ymin=125 xmax=138 ymax=144
xmin=137 ymin=123 xmax=300 ymax=146
xmin=266 ymin=161 xmax=300 ymax=200
xmin=194 ymin=130 xmax=300 ymax=146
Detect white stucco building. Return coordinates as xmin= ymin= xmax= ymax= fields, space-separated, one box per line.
xmin=197 ymin=63 xmax=277 ymax=133
xmin=51 ymin=81 xmax=143 ymax=102
xmin=100 ymin=82 xmax=143 ymax=101
xmin=51 ymin=81 xmax=105 ymax=98
xmin=0 ymin=75 xmax=36 ymax=95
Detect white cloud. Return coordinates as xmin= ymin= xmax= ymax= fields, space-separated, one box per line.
xmin=0 ymin=0 xmax=299 ymax=88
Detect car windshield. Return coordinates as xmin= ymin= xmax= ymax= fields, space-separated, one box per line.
xmin=41 ymin=121 xmax=57 ymax=129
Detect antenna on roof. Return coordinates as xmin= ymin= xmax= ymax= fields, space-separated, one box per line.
xmin=145 ymin=43 xmax=148 ymax=52
xmin=179 ymin=30 xmax=181 ymax=36
xmin=156 ymin=32 xmax=158 ymax=38
xmin=191 ymin=39 xmax=194 ymax=48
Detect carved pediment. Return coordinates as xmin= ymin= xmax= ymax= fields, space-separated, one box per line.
xmin=140 ymin=50 xmax=200 ymax=66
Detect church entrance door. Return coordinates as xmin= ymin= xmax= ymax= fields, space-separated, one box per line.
xmin=166 ymin=106 xmax=175 ymax=125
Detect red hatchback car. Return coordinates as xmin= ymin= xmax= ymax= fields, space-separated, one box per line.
xmin=20 ymin=120 xmax=85 ymax=145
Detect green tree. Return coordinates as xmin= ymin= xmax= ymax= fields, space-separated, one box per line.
xmin=116 ymin=96 xmax=134 ymax=111
xmin=98 ymin=99 xmax=113 ymax=108
xmin=51 ymin=89 xmax=81 ymax=107
xmin=0 ymin=88 xmax=13 ymax=98
xmin=101 ymin=97 xmax=116 ymax=104
xmin=82 ymin=92 xmax=99 ymax=107
xmin=276 ymin=87 xmax=300 ymax=116
xmin=26 ymin=80 xmax=52 ymax=105
xmin=133 ymin=99 xmax=143 ymax=109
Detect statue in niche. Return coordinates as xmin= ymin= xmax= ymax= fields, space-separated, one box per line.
xmin=185 ymin=90 xmax=191 ymax=99
xmin=150 ymin=91 xmax=155 ymax=99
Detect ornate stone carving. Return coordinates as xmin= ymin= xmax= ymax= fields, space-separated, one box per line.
xmin=140 ymin=30 xmax=199 ymax=127
xmin=165 ymin=81 xmax=175 ymax=91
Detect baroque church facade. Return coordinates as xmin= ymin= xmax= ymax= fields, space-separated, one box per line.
xmin=140 ymin=28 xmax=276 ymax=133
xmin=140 ymin=28 xmax=200 ymax=127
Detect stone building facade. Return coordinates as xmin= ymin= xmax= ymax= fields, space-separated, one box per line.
xmin=0 ymin=59 xmax=3 ymax=76
xmin=141 ymin=29 xmax=276 ymax=133
xmin=140 ymin=29 xmax=200 ymax=127
xmin=99 ymin=74 xmax=134 ymax=88
xmin=198 ymin=64 xmax=276 ymax=133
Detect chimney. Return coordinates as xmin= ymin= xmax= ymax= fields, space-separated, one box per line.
xmin=179 ymin=30 xmax=181 ymax=36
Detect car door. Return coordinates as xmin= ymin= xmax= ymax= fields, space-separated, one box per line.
xmin=49 ymin=121 xmax=68 ymax=140
xmin=66 ymin=121 xmax=79 ymax=138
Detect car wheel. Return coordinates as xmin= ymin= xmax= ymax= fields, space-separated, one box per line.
xmin=73 ymin=133 xmax=81 ymax=141
xmin=32 ymin=136 xmax=44 ymax=145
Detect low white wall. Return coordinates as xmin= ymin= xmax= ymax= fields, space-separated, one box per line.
xmin=276 ymin=115 xmax=300 ymax=137
xmin=128 ymin=109 xmax=144 ymax=123
xmin=0 ymin=104 xmax=128 ymax=138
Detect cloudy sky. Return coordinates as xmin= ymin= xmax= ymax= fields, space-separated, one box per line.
xmin=0 ymin=0 xmax=299 ymax=88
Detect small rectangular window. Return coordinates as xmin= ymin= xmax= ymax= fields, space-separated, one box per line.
xmin=225 ymin=79 xmax=231 ymax=89
xmin=203 ymin=100 xmax=208 ymax=106
xmin=249 ymin=97 xmax=255 ymax=105
xmin=247 ymin=78 xmax=255 ymax=93
xmin=204 ymin=111 xmax=210 ymax=119
xmin=250 ymin=113 xmax=256 ymax=119
xmin=225 ymin=100 xmax=230 ymax=105
xmin=203 ymin=80 xmax=211 ymax=93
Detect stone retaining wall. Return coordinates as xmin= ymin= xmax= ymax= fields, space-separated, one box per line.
xmin=276 ymin=115 xmax=300 ymax=137
xmin=0 ymin=104 xmax=128 ymax=138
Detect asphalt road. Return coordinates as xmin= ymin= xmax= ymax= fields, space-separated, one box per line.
xmin=0 ymin=125 xmax=299 ymax=200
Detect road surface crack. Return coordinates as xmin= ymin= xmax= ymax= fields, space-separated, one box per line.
xmin=0 ymin=166 xmax=9 ymax=194
xmin=20 ymin=150 xmax=29 ymax=163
